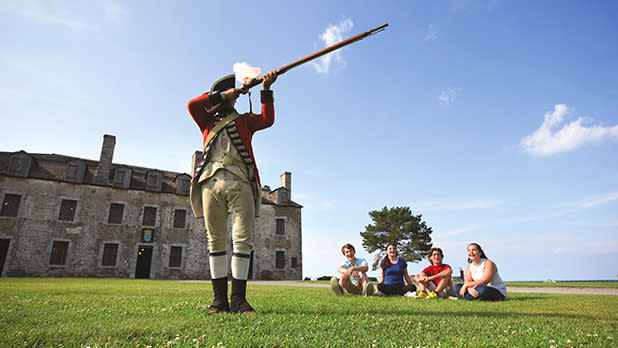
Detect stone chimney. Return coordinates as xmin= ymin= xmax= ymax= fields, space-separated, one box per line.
xmin=95 ymin=134 xmax=116 ymax=184
xmin=261 ymin=185 xmax=271 ymax=198
xmin=280 ymin=172 xmax=291 ymax=199
xmin=191 ymin=151 xmax=203 ymax=177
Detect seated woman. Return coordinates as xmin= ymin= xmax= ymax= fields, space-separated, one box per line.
xmin=453 ymin=243 xmax=506 ymax=301
xmin=377 ymin=244 xmax=416 ymax=296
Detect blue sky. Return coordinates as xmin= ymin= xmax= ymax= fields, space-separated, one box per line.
xmin=1 ymin=1 xmax=617 ymax=281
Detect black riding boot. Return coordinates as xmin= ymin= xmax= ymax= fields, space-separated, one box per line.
xmin=207 ymin=277 xmax=230 ymax=315
xmin=230 ymin=278 xmax=255 ymax=313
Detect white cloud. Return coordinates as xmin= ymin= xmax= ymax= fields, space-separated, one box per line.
xmin=554 ymin=247 xmax=566 ymax=254
xmin=417 ymin=199 xmax=500 ymax=211
xmin=425 ymin=24 xmax=438 ymax=41
xmin=437 ymin=88 xmax=458 ymax=104
xmin=440 ymin=224 xmax=482 ymax=237
xmin=452 ymin=200 xmax=501 ymax=210
xmin=552 ymin=240 xmax=618 ymax=255
xmin=577 ymin=191 xmax=618 ymax=208
xmin=101 ymin=1 xmax=126 ymax=22
xmin=583 ymin=240 xmax=618 ymax=254
xmin=17 ymin=2 xmax=88 ymax=29
xmin=520 ymin=104 xmax=618 ymax=156
xmin=312 ymin=18 xmax=354 ymax=74
xmin=5 ymin=0 xmax=126 ymax=29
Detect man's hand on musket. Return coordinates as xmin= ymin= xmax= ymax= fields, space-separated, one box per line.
xmin=261 ymin=71 xmax=277 ymax=90
xmin=221 ymin=87 xmax=243 ymax=102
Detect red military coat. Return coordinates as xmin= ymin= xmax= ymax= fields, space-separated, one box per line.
xmin=187 ymin=90 xmax=274 ymax=217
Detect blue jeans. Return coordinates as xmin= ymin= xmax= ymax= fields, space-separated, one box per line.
xmin=454 ymin=284 xmax=505 ymax=301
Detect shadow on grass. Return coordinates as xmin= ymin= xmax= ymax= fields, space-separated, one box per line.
xmin=253 ymin=292 xmax=596 ymax=320
xmin=257 ymin=306 xmax=595 ymax=321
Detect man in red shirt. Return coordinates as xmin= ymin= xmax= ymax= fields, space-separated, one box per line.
xmin=413 ymin=247 xmax=455 ymax=299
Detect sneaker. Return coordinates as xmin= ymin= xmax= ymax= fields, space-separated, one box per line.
xmin=404 ymin=291 xmax=416 ymax=297
xmin=415 ymin=291 xmax=427 ymax=299
xmin=376 ymin=290 xmax=385 ymax=296
xmin=363 ymin=283 xmax=375 ymax=296
xmin=330 ymin=277 xmax=343 ymax=296
xmin=426 ymin=291 xmax=438 ymax=299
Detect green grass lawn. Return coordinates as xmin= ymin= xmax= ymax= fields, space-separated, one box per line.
xmin=1 ymin=278 xmax=616 ymax=348
xmin=505 ymin=281 xmax=618 ymax=289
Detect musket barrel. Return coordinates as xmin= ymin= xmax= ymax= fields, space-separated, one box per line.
xmin=368 ymin=23 xmax=389 ymax=34
xmin=240 ymin=23 xmax=388 ymax=93
xmin=276 ymin=23 xmax=389 ymax=76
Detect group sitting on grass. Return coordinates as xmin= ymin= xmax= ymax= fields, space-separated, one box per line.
xmin=330 ymin=242 xmax=506 ymax=301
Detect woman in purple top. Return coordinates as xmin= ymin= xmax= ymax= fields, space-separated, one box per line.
xmin=377 ymin=244 xmax=416 ymax=295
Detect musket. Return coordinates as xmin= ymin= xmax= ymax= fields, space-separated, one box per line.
xmin=239 ymin=23 xmax=388 ymax=93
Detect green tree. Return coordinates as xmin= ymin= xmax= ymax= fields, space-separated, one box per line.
xmin=360 ymin=206 xmax=433 ymax=270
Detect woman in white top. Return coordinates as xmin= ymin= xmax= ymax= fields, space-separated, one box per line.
xmin=453 ymin=243 xmax=506 ymax=301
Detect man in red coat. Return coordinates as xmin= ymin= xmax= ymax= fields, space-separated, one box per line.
xmin=187 ymin=71 xmax=277 ymax=314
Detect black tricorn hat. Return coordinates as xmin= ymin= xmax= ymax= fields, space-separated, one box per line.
xmin=209 ymin=74 xmax=235 ymax=94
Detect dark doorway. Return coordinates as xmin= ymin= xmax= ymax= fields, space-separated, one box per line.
xmin=0 ymin=239 xmax=9 ymax=277
xmin=135 ymin=246 xmax=153 ymax=279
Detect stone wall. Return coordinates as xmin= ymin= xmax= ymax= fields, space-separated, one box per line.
xmin=0 ymin=168 xmax=302 ymax=280
xmin=254 ymin=204 xmax=302 ymax=280
xmin=0 ymin=176 xmax=209 ymax=279
xmin=0 ymin=138 xmax=302 ymax=280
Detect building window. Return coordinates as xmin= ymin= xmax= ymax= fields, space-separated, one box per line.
xmin=107 ymin=203 xmax=124 ymax=224
xmin=275 ymin=218 xmax=286 ymax=235
xmin=114 ymin=168 xmax=126 ymax=185
xmin=0 ymin=193 xmax=21 ymax=217
xmin=169 ymin=246 xmax=183 ymax=268
xmin=173 ymin=209 xmax=186 ymax=229
xmin=49 ymin=241 xmax=69 ymax=266
xmin=143 ymin=206 xmax=157 ymax=226
xmin=101 ymin=243 xmax=119 ymax=267
xmin=291 ymin=256 xmax=297 ymax=269
xmin=65 ymin=161 xmax=85 ymax=183
xmin=58 ymin=199 xmax=77 ymax=222
xmin=276 ymin=189 xmax=289 ymax=204
xmin=146 ymin=171 xmax=162 ymax=192
xmin=113 ymin=168 xmax=132 ymax=189
xmin=275 ymin=250 xmax=285 ymax=269
xmin=8 ymin=154 xmax=32 ymax=177
xmin=176 ymin=175 xmax=190 ymax=195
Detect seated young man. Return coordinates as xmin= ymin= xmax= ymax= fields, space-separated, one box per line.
xmin=330 ymin=243 xmax=374 ymax=296
xmin=413 ymin=247 xmax=455 ymax=299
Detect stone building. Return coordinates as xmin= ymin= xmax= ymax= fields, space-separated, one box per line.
xmin=0 ymin=135 xmax=302 ymax=280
